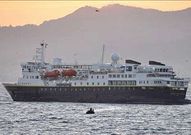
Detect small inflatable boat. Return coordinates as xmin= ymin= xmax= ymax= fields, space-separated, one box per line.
xmin=86 ymin=108 xmax=95 ymax=114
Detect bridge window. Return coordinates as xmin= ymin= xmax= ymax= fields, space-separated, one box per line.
xmin=126 ymin=66 xmax=132 ymax=71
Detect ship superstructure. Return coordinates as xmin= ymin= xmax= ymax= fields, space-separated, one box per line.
xmin=3 ymin=43 xmax=190 ymax=104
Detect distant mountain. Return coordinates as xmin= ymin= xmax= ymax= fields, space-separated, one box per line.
xmin=0 ymin=4 xmax=191 ymax=82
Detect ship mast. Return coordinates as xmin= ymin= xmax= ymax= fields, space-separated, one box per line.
xmin=101 ymin=44 xmax=105 ymax=64
xmin=40 ymin=41 xmax=48 ymax=64
xmin=34 ymin=41 xmax=48 ymax=65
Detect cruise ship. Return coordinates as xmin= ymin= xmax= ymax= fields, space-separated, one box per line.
xmin=3 ymin=42 xmax=190 ymax=104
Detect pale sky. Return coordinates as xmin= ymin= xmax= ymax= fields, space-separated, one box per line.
xmin=1 ymin=1 xmax=191 ymax=26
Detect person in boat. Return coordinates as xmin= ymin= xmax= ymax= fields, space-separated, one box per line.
xmin=86 ymin=108 xmax=95 ymax=114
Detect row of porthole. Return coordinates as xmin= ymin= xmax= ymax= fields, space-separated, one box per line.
xmin=40 ymin=87 xmax=139 ymax=92
xmin=40 ymin=88 xmax=108 ymax=92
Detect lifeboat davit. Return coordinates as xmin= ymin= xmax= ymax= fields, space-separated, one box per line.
xmin=62 ymin=69 xmax=77 ymax=77
xmin=44 ymin=70 xmax=60 ymax=78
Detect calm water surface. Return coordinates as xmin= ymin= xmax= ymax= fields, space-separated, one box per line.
xmin=0 ymin=84 xmax=191 ymax=135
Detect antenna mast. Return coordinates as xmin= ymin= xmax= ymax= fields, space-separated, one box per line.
xmin=101 ymin=44 xmax=105 ymax=64
xmin=34 ymin=41 xmax=48 ymax=65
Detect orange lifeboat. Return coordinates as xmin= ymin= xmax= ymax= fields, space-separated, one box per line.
xmin=44 ymin=70 xmax=60 ymax=78
xmin=62 ymin=69 xmax=77 ymax=77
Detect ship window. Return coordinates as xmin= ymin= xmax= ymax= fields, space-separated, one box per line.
xmin=103 ymin=82 xmax=105 ymax=85
xmin=87 ymin=82 xmax=89 ymax=85
xmin=125 ymin=74 xmax=127 ymax=78
xmin=121 ymin=75 xmax=124 ymax=78
xmin=117 ymin=81 xmax=121 ymax=85
xmin=91 ymin=76 xmax=93 ymax=79
xmin=117 ymin=74 xmax=120 ymax=78
xmin=147 ymin=81 xmax=149 ymax=84
xmin=167 ymin=81 xmax=170 ymax=84
xmin=102 ymin=76 xmax=104 ymax=79
xmin=128 ymin=74 xmax=132 ymax=78
xmin=109 ymin=74 xmax=112 ymax=78
xmin=74 ymin=82 xmax=76 ymax=85
xmin=112 ymin=81 xmax=115 ymax=85
xmin=126 ymin=66 xmax=132 ymax=71
xmin=80 ymin=82 xmax=82 ymax=85
xmin=108 ymin=81 xmax=112 ymax=85
xmin=36 ymin=76 xmax=39 ymax=79
xmin=92 ymin=82 xmax=94 ymax=85
xmin=97 ymin=76 xmax=99 ymax=79
xmin=113 ymin=74 xmax=116 ymax=78
xmin=97 ymin=82 xmax=99 ymax=85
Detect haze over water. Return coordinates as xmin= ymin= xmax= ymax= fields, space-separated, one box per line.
xmin=0 ymin=84 xmax=191 ymax=135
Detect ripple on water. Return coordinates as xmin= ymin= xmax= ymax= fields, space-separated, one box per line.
xmin=0 ymin=87 xmax=191 ymax=134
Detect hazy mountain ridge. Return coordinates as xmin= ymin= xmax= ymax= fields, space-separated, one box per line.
xmin=0 ymin=4 xmax=191 ymax=82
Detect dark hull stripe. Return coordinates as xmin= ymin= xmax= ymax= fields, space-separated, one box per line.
xmin=3 ymin=84 xmax=189 ymax=104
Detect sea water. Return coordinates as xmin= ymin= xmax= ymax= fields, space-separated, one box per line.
xmin=0 ymin=84 xmax=191 ymax=135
